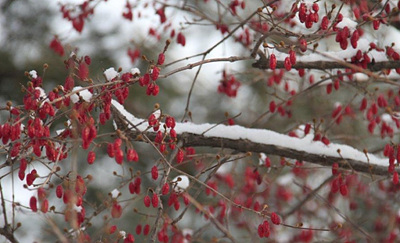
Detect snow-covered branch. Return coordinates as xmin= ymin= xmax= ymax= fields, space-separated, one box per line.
xmin=252 ymin=59 xmax=400 ymax=72
xmin=111 ymin=100 xmax=391 ymax=176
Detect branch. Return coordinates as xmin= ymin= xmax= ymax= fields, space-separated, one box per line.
xmin=252 ymin=59 xmax=400 ymax=72
xmin=0 ymin=227 xmax=18 ymax=243
xmin=160 ymin=56 xmax=251 ymax=79
xmin=111 ymin=100 xmax=392 ymax=176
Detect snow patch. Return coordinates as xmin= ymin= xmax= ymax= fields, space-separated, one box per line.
xmin=70 ymin=86 xmax=93 ymax=103
xmin=111 ymin=100 xmax=388 ymax=167
xmin=104 ymin=67 xmax=119 ymax=81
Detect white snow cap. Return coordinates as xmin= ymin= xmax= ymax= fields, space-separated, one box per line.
xmin=29 ymin=70 xmax=38 ymax=79
xmin=131 ymin=68 xmax=140 ymax=76
xmin=70 ymin=86 xmax=93 ymax=103
xmin=110 ymin=189 xmax=120 ymax=198
xmin=35 ymin=87 xmax=46 ymax=99
xmin=152 ymin=109 xmax=161 ymax=119
xmin=119 ymin=231 xmax=126 ymax=239
xmin=173 ymin=175 xmax=190 ymax=192
xmin=104 ymin=67 xmax=119 ymax=81
xmin=259 ymin=153 xmax=267 ymax=165
xmin=73 ymin=205 xmax=82 ymax=213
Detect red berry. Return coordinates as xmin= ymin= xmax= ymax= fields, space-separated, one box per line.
xmin=262 ymin=220 xmax=270 ymax=237
xmin=127 ymin=148 xmax=139 ymax=162
xmin=56 ymin=185 xmax=63 ymax=198
xmin=78 ymin=63 xmax=89 ymax=80
xmin=321 ymin=16 xmax=329 ymax=30
xmin=176 ymin=149 xmax=184 ymax=163
xmin=271 ymin=212 xmax=281 ymax=225
xmin=360 ymin=98 xmax=367 ymax=111
xmin=151 ymin=166 xmax=158 ymax=180
xmin=144 ymin=195 xmax=151 ymax=207
xmin=136 ymin=224 xmax=142 ymax=235
xmin=30 ymin=196 xmax=37 ymax=212
xmin=151 ymin=66 xmax=160 ymax=81
xmin=165 ymin=116 xmax=176 ymax=128
xmin=143 ymin=224 xmax=150 ymax=235
xmin=312 ymin=3 xmax=319 ymax=12
xmin=87 ymin=151 xmax=95 ymax=164
xmin=269 ymin=54 xmax=277 ymax=70
xmin=111 ymin=203 xmax=122 ymax=218
xmin=269 ymin=101 xmax=276 ymax=113
xmin=114 ymin=149 xmax=124 ymax=164
xmin=393 ymin=172 xmax=399 ymax=185
xmin=107 ymin=143 xmax=114 ymax=157
xmin=350 ymin=30 xmax=359 ymax=48
xmin=177 ymin=32 xmax=186 ymax=46
xmin=162 ymin=183 xmax=170 ymax=195
xmin=109 ymin=225 xmax=117 ymax=234
xmin=284 ymin=57 xmax=292 ymax=71
xmin=373 ymin=19 xmax=380 ymax=30
xmin=152 ymin=193 xmax=159 ymax=208
xmin=41 ymin=199 xmax=49 ymax=213
xmin=321 ymin=136 xmax=330 ymax=145
xmin=299 ymin=38 xmax=307 ymax=52
xmin=340 ymin=184 xmax=348 ymax=196
xmin=289 ymin=50 xmax=296 ymax=65
xmin=332 ymin=163 xmax=339 ymax=175
xmin=157 ymin=53 xmax=165 ymax=65
xmin=257 ymin=223 xmax=264 ymax=238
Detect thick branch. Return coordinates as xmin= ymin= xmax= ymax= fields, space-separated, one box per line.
xmin=111 ymin=101 xmax=392 ymax=176
xmin=252 ymin=59 xmax=400 ymax=71
xmin=0 ymin=227 xmax=18 ymax=243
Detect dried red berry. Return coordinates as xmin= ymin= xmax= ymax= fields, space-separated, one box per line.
xmin=41 ymin=199 xmax=49 ymax=213
xmin=111 ymin=203 xmax=122 ymax=218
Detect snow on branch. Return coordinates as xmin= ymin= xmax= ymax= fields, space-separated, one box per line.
xmin=252 ymin=59 xmax=400 ymax=72
xmin=111 ymin=100 xmax=391 ymax=176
